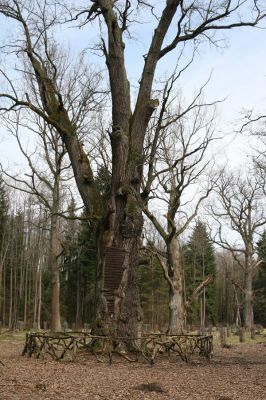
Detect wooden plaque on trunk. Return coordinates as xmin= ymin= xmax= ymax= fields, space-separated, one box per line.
xmin=104 ymin=247 xmax=128 ymax=314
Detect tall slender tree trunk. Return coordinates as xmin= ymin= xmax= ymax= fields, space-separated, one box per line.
xmin=23 ymin=260 xmax=28 ymax=327
xmin=2 ymin=266 xmax=5 ymax=326
xmin=234 ymin=288 xmax=241 ymax=327
xmin=0 ymin=242 xmax=9 ymax=323
xmin=243 ymin=250 xmax=254 ymax=330
xmin=33 ymin=262 xmax=39 ymax=329
xmin=244 ymin=270 xmax=253 ymax=329
xmin=37 ymin=262 xmax=42 ymax=330
xmin=8 ymin=259 xmax=13 ymax=329
xmin=13 ymin=253 xmax=17 ymax=329
xmin=75 ymin=263 xmax=83 ymax=328
xmin=50 ymin=211 xmax=61 ymax=332
xmin=202 ymin=255 xmax=206 ymax=329
xmin=0 ymin=259 xmax=2 ymax=323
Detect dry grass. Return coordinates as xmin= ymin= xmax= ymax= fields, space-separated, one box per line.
xmin=212 ymin=328 xmax=266 ymax=346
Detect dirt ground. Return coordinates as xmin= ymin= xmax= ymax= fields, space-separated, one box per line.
xmin=0 ymin=333 xmax=265 ymax=400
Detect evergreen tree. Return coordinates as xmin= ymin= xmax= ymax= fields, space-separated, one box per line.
xmin=96 ymin=166 xmax=111 ymax=201
xmin=61 ymin=199 xmax=97 ymax=327
xmin=3 ymin=209 xmax=27 ymax=328
xmin=60 ymin=198 xmax=79 ymax=325
xmin=254 ymin=232 xmax=266 ymax=326
xmin=184 ymin=221 xmax=218 ymax=326
xmin=139 ymin=253 xmax=169 ymax=331
xmin=60 ymin=168 xmax=110 ymax=327
xmin=77 ymin=214 xmax=97 ymax=324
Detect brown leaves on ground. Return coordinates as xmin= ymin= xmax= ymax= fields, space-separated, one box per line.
xmin=0 ymin=337 xmax=265 ymax=400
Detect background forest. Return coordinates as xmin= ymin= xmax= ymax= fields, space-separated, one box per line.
xmin=1 ymin=176 xmax=266 ymax=331
xmin=0 ymin=1 xmax=266 ymax=336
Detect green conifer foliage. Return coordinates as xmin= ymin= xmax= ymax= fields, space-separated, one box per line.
xmin=184 ymin=221 xmax=218 ymax=326
xmin=61 ymin=200 xmax=97 ymax=327
xmin=139 ymin=254 xmax=169 ymax=331
xmin=254 ymin=232 xmax=266 ymax=326
xmin=76 ymin=214 xmax=97 ymax=324
xmin=3 ymin=210 xmax=27 ymax=327
xmin=60 ymin=168 xmax=111 ymax=327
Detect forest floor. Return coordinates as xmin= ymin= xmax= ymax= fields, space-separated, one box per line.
xmin=0 ymin=330 xmax=265 ymax=400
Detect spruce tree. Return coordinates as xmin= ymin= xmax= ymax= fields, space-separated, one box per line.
xmin=254 ymin=232 xmax=266 ymax=326
xmin=184 ymin=221 xmax=218 ymax=326
xmin=139 ymin=253 xmax=169 ymax=331
xmin=76 ymin=212 xmax=97 ymax=325
xmin=61 ymin=200 xmax=97 ymax=327
xmin=60 ymin=198 xmax=79 ymax=325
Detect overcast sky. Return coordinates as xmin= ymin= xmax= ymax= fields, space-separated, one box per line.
xmin=0 ymin=6 xmax=266 ymax=170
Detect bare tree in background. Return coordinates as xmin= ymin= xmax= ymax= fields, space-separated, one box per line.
xmin=216 ymin=249 xmax=245 ymax=326
xmin=142 ymin=92 xmax=216 ymax=334
xmin=0 ymin=46 xmax=103 ymax=331
xmin=0 ymin=0 xmax=265 ymax=336
xmin=210 ymin=169 xmax=266 ymax=329
xmin=0 ymin=188 xmax=49 ymax=330
xmin=1 ymin=114 xmax=70 ymax=331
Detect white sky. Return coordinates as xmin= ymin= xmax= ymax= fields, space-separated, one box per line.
xmin=0 ymin=7 xmax=266 ymax=170
xmin=0 ymin=3 xmax=265 ymax=248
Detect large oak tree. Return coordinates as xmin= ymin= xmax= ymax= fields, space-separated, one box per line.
xmin=0 ymin=0 xmax=265 ymax=336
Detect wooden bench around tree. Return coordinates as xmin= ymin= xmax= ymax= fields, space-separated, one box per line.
xmin=22 ymin=332 xmax=213 ymax=364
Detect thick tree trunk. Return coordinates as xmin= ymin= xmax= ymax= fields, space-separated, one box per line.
xmin=95 ymin=194 xmax=143 ymax=337
xmin=244 ymin=270 xmax=253 ymax=330
xmin=167 ymin=240 xmax=185 ymax=334
xmin=168 ymin=281 xmax=185 ymax=334
xmin=117 ymin=232 xmax=142 ymax=337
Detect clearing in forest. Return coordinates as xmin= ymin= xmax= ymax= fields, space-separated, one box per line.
xmin=0 ymin=332 xmax=265 ymax=400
